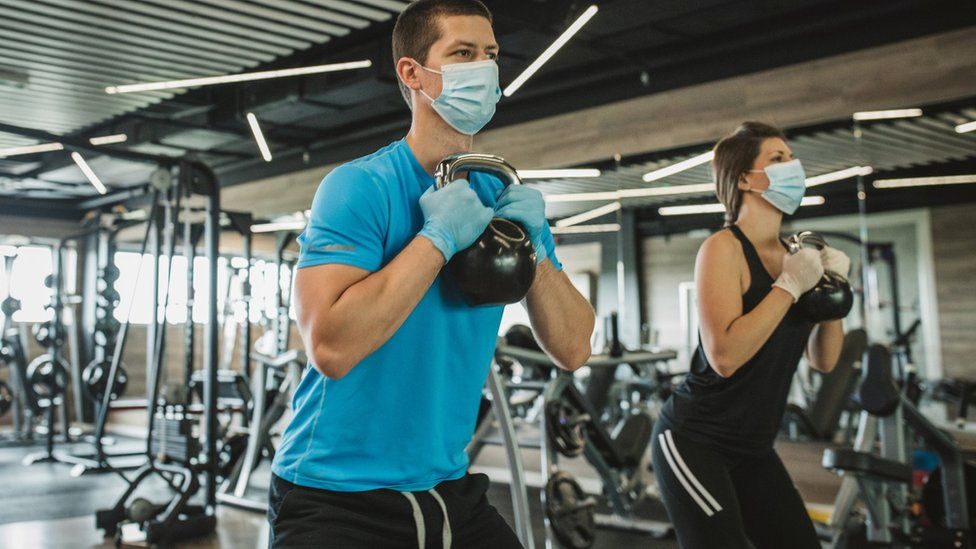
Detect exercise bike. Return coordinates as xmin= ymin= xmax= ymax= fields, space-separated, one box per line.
xmin=821 ymin=343 xmax=972 ymax=548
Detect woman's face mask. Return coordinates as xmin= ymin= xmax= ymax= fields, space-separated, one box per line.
xmin=414 ymin=59 xmax=502 ymax=136
xmin=747 ymin=159 xmax=806 ymax=214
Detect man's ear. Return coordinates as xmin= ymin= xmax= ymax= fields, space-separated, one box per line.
xmin=396 ymin=58 xmax=421 ymax=92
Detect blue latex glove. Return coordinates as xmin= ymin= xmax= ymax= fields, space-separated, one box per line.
xmin=418 ymin=179 xmax=493 ymax=262
xmin=494 ymin=185 xmax=547 ymax=264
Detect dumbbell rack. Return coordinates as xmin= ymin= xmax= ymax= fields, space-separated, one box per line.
xmin=0 ymin=251 xmax=37 ymax=447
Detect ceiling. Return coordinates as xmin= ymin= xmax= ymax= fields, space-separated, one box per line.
xmin=0 ymin=0 xmax=974 ymax=224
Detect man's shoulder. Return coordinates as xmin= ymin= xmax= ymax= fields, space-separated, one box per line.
xmin=323 ymin=141 xmax=404 ymax=190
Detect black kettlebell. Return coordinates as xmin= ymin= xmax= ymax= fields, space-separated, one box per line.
xmin=434 ymin=153 xmax=537 ymax=307
xmin=788 ymin=231 xmax=854 ymax=322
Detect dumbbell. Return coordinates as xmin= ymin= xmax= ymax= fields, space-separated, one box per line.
xmin=101 ymin=265 xmax=121 ymax=284
xmin=32 ymin=322 xmax=64 ymax=348
xmin=94 ymin=318 xmax=121 ymax=347
xmin=126 ymin=498 xmax=165 ymax=523
xmin=96 ymin=288 xmax=121 ymax=309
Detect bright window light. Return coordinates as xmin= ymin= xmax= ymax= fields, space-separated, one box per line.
xmin=545 ymin=183 xmax=715 ymax=203
xmin=106 ymin=60 xmax=373 ymax=94
xmin=1 ymin=246 xmax=57 ymax=324
xmin=503 ymin=5 xmax=599 ymax=97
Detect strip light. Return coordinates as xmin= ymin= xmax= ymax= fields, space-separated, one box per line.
xmin=246 ymin=113 xmax=273 ymax=162
xmin=852 ymin=109 xmax=922 ymax=121
xmin=89 ymin=133 xmax=128 ymax=146
xmin=518 ymin=168 xmax=601 ymax=179
xmin=503 ymin=5 xmax=598 ymax=97
xmin=70 ymin=152 xmax=107 ymax=195
xmin=545 ymin=182 xmax=715 ymax=203
xmin=252 ymin=221 xmax=307 ymax=233
xmin=0 ymin=142 xmax=64 ymax=157
xmin=550 ymin=223 xmax=620 ymax=235
xmin=955 ymin=121 xmax=976 ymax=134
xmin=658 ymin=196 xmax=825 ymax=216
xmin=106 ymin=60 xmax=373 ymax=94
xmin=806 ymin=166 xmax=873 ymax=187
xmin=555 ymin=202 xmax=620 ymax=227
xmin=873 ymin=174 xmax=976 ymax=188
xmin=643 ymin=151 xmax=714 ymax=183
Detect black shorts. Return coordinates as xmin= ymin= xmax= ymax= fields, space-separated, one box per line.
xmin=268 ymin=473 xmax=523 ymax=549
xmin=651 ymin=419 xmax=820 ymax=549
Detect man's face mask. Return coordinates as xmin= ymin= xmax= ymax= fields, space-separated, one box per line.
xmin=748 ymin=159 xmax=806 ymax=214
xmin=415 ymin=59 xmax=502 ymax=135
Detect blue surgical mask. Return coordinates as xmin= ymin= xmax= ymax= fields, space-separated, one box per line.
xmin=416 ymin=59 xmax=502 ymax=135
xmin=749 ymin=159 xmax=806 ymax=214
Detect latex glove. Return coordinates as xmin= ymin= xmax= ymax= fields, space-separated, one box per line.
xmin=773 ymin=248 xmax=825 ymax=302
xmin=418 ymin=179 xmax=493 ymax=262
xmin=821 ymin=246 xmax=851 ymax=278
xmin=494 ymin=185 xmax=547 ymax=264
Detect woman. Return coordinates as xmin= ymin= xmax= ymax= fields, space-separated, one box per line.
xmin=652 ymin=122 xmax=849 ymax=548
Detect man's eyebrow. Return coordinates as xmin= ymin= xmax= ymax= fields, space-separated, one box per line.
xmin=448 ymin=40 xmax=499 ymax=50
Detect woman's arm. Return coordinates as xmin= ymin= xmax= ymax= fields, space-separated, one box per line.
xmin=805 ymin=319 xmax=844 ymax=373
xmin=696 ymin=233 xmax=796 ymax=377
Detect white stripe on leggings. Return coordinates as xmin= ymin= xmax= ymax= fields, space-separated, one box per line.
xmin=658 ymin=432 xmax=714 ymax=517
xmin=664 ymin=430 xmax=723 ymax=512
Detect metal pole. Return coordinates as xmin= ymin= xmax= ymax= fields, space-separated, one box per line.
xmin=203 ymin=171 xmax=221 ymax=510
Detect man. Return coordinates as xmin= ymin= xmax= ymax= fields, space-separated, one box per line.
xmin=269 ymin=1 xmax=596 ymax=547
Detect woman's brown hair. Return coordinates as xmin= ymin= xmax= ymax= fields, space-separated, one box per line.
xmin=712 ymin=121 xmax=786 ymax=227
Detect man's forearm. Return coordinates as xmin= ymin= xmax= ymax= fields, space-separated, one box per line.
xmin=312 ymin=237 xmax=445 ymax=376
xmin=525 ymin=260 xmax=595 ymax=370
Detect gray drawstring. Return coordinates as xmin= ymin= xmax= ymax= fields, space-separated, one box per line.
xmin=400 ymin=489 xmax=452 ymax=549
xmin=401 ymin=492 xmax=425 ymax=548
xmin=428 ymin=489 xmax=452 ymax=549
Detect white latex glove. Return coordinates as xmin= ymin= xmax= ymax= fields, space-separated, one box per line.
xmin=821 ymin=246 xmax=851 ymax=277
xmin=773 ymin=248 xmax=824 ymax=302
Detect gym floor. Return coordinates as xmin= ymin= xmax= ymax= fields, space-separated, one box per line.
xmin=0 ymin=433 xmax=840 ymax=548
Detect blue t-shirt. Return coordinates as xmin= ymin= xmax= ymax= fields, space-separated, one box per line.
xmin=272 ymin=139 xmax=561 ymax=492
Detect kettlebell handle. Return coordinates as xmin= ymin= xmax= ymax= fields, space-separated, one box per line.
xmin=434 ymin=153 xmax=522 ymax=190
xmin=787 ymin=231 xmax=828 ymax=254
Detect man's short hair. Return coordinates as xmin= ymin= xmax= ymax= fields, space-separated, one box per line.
xmin=392 ymin=0 xmax=492 ymax=108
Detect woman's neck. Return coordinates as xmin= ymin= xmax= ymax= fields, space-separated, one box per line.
xmin=735 ymin=198 xmax=783 ymax=248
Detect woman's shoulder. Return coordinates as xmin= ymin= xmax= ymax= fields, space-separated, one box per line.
xmin=699 ymin=228 xmax=740 ymax=257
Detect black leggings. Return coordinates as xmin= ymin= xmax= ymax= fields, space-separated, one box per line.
xmin=268 ymin=473 xmax=523 ymax=549
xmin=651 ymin=421 xmax=819 ymax=549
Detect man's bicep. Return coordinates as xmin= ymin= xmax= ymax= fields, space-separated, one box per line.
xmin=294 ymin=263 xmax=371 ymax=334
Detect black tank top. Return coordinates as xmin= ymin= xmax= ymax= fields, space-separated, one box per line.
xmin=661 ymin=225 xmax=815 ymax=455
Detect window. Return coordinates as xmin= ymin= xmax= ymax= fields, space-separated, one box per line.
xmin=0 ymin=245 xmax=75 ymax=325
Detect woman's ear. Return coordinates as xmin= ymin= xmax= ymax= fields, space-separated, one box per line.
xmin=736 ymin=172 xmax=751 ymax=192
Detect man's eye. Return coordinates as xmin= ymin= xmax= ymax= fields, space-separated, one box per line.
xmin=487 ymin=52 xmax=498 ymax=60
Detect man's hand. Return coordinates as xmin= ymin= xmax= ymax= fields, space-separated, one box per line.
xmin=494 ymin=185 xmax=547 ymax=263
xmin=418 ymin=179 xmax=493 ymax=262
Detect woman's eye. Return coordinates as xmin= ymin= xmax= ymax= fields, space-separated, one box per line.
xmin=456 ymin=49 xmax=471 ymax=58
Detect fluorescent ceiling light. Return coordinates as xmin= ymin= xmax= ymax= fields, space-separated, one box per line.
xmin=643 ymin=151 xmax=714 ymax=183
xmin=806 ymin=166 xmax=873 ymax=187
xmin=518 ymin=168 xmax=601 ymax=179
xmin=252 ymin=221 xmax=307 ymax=233
xmin=550 ymin=223 xmax=620 ymax=235
xmin=659 ymin=196 xmax=825 ymax=216
xmin=246 ymin=113 xmax=273 ymax=162
xmin=955 ymin=121 xmax=976 ymax=134
xmin=89 ymin=133 xmax=127 ymax=146
xmin=545 ymin=182 xmax=715 ymax=203
xmin=0 ymin=142 xmax=64 ymax=157
xmin=71 ymin=152 xmax=107 ymax=195
xmin=852 ymin=108 xmax=922 ymax=121
xmin=555 ymin=202 xmax=620 ymax=227
xmin=503 ymin=5 xmax=598 ymax=97
xmin=873 ymin=174 xmax=976 ymax=188
xmin=106 ymin=60 xmax=373 ymax=94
